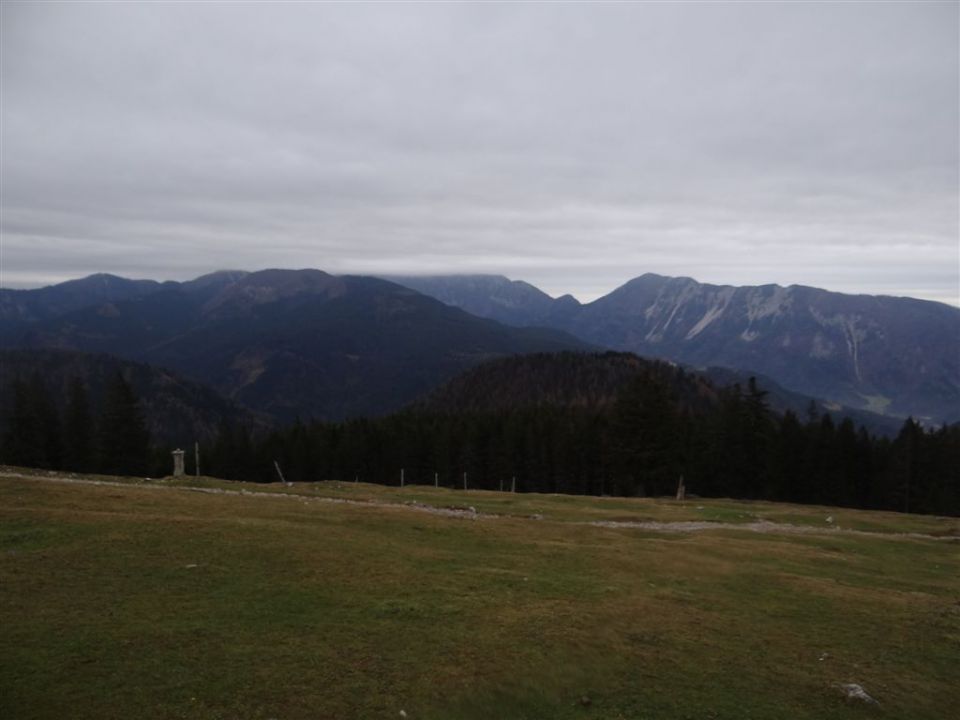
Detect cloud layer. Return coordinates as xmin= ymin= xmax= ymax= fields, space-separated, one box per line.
xmin=2 ymin=2 xmax=957 ymax=303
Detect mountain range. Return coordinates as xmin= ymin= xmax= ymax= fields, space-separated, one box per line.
xmin=390 ymin=273 xmax=960 ymax=423
xmin=1 ymin=270 xmax=589 ymax=421
xmin=2 ymin=268 xmax=956 ymax=426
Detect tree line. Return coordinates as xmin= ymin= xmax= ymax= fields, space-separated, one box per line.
xmin=208 ymin=375 xmax=959 ymax=516
xmin=1 ymin=372 xmax=152 ymax=477
xmin=2 ymin=372 xmax=957 ymax=516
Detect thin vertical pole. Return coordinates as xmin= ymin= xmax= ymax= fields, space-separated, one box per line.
xmin=195 ymin=442 xmax=200 ymax=477
xmin=400 ymin=468 xmax=404 ymax=488
xmin=511 ymin=476 xmax=516 ymax=493
xmin=434 ymin=472 xmax=438 ymax=488
xmin=463 ymin=472 xmax=467 ymax=491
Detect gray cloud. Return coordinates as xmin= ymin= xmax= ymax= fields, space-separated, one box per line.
xmin=2 ymin=2 xmax=957 ymax=303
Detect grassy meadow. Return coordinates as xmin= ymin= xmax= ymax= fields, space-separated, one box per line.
xmin=1 ymin=467 xmax=958 ymax=719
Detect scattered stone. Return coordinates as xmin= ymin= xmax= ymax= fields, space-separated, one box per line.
xmin=579 ymin=695 xmax=592 ymax=707
xmin=837 ymin=683 xmax=877 ymax=704
xmin=184 ymin=564 xmax=198 ymax=569
xmin=818 ymin=652 xmax=829 ymax=661
xmin=399 ymin=710 xmax=407 ymax=718
xmin=826 ymin=516 xmax=834 ymax=523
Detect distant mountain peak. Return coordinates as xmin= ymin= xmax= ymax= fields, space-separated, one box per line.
xmin=200 ymin=268 xmax=345 ymax=317
xmin=383 ymin=273 xmax=559 ymax=327
xmin=185 ymin=269 xmax=249 ymax=288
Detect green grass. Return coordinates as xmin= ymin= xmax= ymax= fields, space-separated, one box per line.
xmin=1 ymin=468 xmax=958 ymax=719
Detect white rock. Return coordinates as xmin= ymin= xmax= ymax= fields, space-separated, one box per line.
xmin=838 ymin=683 xmax=877 ymax=704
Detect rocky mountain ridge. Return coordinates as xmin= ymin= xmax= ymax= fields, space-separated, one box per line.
xmin=389 ymin=273 xmax=960 ymax=422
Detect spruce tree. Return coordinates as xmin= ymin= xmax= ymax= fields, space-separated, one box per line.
xmin=2 ymin=378 xmax=44 ymax=468
xmin=30 ymin=374 xmax=63 ymax=470
xmin=611 ymin=374 xmax=680 ymax=497
xmin=98 ymin=372 xmax=150 ymax=476
xmin=890 ymin=418 xmax=922 ymax=514
xmin=63 ymin=378 xmax=95 ymax=472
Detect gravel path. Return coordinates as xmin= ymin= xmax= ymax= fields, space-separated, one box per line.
xmin=3 ymin=471 xmax=955 ymax=541
xmin=588 ymin=518 xmax=958 ymax=541
xmin=0 ymin=471 xmax=485 ymax=519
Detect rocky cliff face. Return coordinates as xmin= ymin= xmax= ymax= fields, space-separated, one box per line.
xmin=565 ymin=275 xmax=958 ymax=421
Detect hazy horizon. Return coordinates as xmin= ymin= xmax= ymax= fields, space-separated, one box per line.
xmin=3 ymin=265 xmax=959 ymax=308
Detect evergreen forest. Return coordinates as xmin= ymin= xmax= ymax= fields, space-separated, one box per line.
xmin=2 ymin=357 xmax=957 ymax=516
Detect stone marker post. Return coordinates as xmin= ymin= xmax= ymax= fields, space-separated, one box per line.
xmin=172 ymin=449 xmax=185 ymax=477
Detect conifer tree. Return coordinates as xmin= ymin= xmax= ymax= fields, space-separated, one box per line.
xmin=63 ymin=378 xmax=95 ymax=472
xmin=35 ymin=375 xmax=63 ymax=469
xmin=2 ymin=378 xmax=44 ymax=468
xmin=611 ymin=375 xmax=680 ymax=496
xmin=742 ymin=377 xmax=774 ymax=497
xmin=890 ymin=418 xmax=922 ymax=514
xmin=98 ymin=372 xmax=150 ymax=476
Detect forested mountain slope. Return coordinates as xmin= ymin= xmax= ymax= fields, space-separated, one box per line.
xmin=0 ymin=348 xmax=266 ymax=446
xmin=2 ymin=270 xmax=591 ymax=420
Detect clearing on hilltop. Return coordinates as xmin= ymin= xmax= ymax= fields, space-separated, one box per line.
xmin=2 ymin=467 xmax=958 ymax=719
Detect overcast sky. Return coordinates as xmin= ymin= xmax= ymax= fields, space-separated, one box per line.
xmin=2 ymin=2 xmax=958 ymax=304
